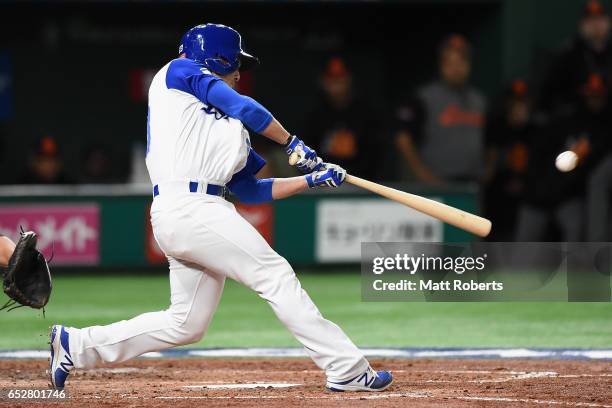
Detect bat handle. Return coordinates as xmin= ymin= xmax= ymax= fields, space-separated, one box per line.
xmin=288 ymin=151 xmax=300 ymax=166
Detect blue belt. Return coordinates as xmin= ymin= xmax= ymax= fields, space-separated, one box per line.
xmin=153 ymin=182 xmax=227 ymax=198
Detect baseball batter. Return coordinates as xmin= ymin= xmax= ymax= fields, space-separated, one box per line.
xmin=49 ymin=23 xmax=392 ymax=393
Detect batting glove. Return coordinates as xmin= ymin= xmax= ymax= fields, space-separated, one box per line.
xmin=285 ymin=135 xmax=324 ymax=173
xmin=305 ymin=163 xmax=347 ymax=188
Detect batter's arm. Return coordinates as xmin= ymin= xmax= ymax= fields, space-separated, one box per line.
xmin=227 ymin=148 xmax=311 ymax=203
xmin=260 ymin=119 xmax=292 ymax=145
xmin=231 ymin=173 xmax=344 ymax=203
xmin=207 ymin=81 xmax=291 ymax=144
xmin=229 ymin=166 xmax=346 ymax=203
xmin=227 ymin=175 xmax=308 ymax=204
xmin=271 ymin=177 xmax=309 ymax=199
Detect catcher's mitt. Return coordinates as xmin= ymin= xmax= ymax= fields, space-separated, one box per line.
xmin=1 ymin=229 xmax=52 ymax=312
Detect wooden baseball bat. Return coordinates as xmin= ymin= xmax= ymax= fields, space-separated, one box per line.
xmin=289 ymin=152 xmax=491 ymax=237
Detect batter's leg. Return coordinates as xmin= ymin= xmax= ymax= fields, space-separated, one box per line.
xmin=153 ymin=197 xmax=370 ymax=382
xmin=66 ymin=258 xmax=225 ymax=368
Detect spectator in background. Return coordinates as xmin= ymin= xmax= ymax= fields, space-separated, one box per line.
xmin=538 ymin=0 xmax=612 ymax=115
xmin=20 ymin=136 xmax=72 ymax=184
xmin=393 ymin=34 xmax=487 ymax=185
xmin=304 ymin=57 xmax=381 ymax=178
xmin=485 ymin=79 xmax=539 ymax=241
xmin=516 ymin=73 xmax=612 ymax=241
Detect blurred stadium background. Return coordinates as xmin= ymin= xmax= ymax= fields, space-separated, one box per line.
xmin=0 ymin=0 xmax=611 ymax=351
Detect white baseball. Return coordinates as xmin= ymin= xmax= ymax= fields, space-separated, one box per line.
xmin=555 ymin=151 xmax=578 ymax=173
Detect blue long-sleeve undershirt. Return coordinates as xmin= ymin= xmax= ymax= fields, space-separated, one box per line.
xmin=227 ymin=175 xmax=274 ymax=204
xmin=207 ymin=81 xmax=273 ymax=133
xmin=226 ymin=148 xmax=274 ymax=204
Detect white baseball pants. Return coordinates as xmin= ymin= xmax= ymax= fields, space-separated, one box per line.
xmin=68 ymin=193 xmax=370 ymax=381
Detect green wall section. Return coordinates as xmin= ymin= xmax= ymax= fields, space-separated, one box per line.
xmin=274 ymin=195 xmax=317 ymax=263
xmin=100 ymin=198 xmax=147 ymax=266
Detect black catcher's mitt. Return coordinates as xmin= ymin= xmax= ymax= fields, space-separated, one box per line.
xmin=1 ymin=229 xmax=52 ymax=312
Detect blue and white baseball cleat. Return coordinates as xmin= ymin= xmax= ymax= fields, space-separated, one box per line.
xmin=49 ymin=325 xmax=74 ymax=390
xmin=326 ymin=367 xmax=393 ymax=392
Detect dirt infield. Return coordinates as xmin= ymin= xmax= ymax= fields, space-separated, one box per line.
xmin=0 ymin=358 xmax=611 ymax=407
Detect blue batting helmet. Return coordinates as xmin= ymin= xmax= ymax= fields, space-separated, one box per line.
xmin=179 ymin=24 xmax=259 ymax=75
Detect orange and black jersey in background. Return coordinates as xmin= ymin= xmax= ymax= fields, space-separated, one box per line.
xmin=392 ymin=81 xmax=486 ymax=182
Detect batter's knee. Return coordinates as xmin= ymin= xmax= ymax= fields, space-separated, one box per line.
xmin=172 ymin=328 xmax=205 ymax=346
xmin=166 ymin=307 xmax=210 ymax=346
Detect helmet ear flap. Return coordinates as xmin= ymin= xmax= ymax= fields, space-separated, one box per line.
xmin=215 ymin=54 xmax=232 ymax=68
xmin=204 ymin=54 xmax=237 ymax=75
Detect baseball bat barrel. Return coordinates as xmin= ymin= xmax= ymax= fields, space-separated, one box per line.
xmin=346 ymin=175 xmax=491 ymax=238
xmin=288 ymin=152 xmax=492 ymax=237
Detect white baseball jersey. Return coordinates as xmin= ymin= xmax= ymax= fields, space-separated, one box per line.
xmin=145 ymin=59 xmax=250 ymax=187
